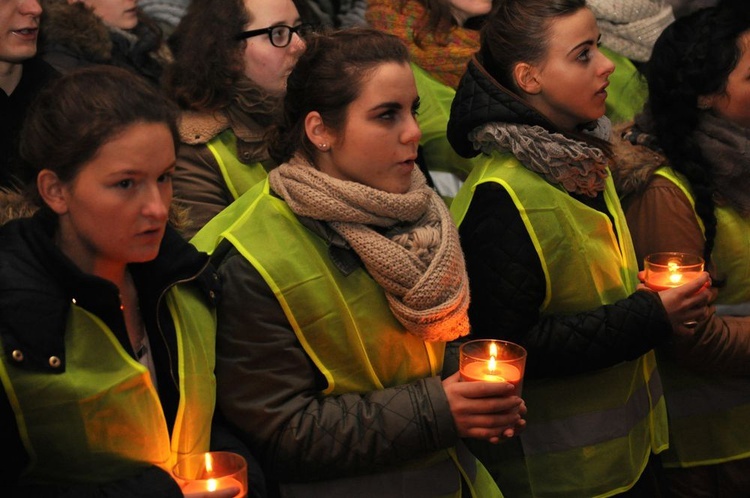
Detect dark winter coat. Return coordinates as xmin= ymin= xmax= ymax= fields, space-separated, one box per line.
xmin=445 ymin=58 xmax=673 ymax=379
xmin=39 ymin=0 xmax=170 ymax=86
xmin=0 ymin=203 xmax=242 ymax=497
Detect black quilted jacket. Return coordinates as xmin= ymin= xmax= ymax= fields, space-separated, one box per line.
xmin=445 ymin=57 xmax=673 ymax=380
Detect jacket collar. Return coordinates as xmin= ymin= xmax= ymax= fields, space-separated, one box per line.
xmin=178 ymin=109 xmax=267 ymax=145
xmin=447 ymin=55 xmax=555 ymax=159
xmin=0 ymin=213 xmax=216 ymax=373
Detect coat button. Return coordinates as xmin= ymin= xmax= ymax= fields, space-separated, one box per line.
xmin=49 ymin=356 xmax=62 ymax=368
xmin=11 ymin=350 xmax=23 ymax=362
xmin=209 ymin=290 xmax=216 ymax=299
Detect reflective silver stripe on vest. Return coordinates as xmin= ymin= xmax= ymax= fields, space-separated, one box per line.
xmin=520 ymin=372 xmax=663 ymax=456
xmin=666 ymin=376 xmax=750 ymax=418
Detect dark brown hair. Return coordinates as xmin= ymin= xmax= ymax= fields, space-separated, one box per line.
xmin=401 ymin=0 xmax=455 ymax=47
xmin=163 ymin=0 xmax=275 ymax=123
xmin=478 ymin=0 xmax=611 ymax=151
xmin=480 ymin=0 xmax=586 ymax=91
xmin=20 ymin=66 xmax=178 ymax=202
xmin=644 ymin=3 xmax=750 ymax=264
xmin=268 ymin=28 xmax=411 ymax=164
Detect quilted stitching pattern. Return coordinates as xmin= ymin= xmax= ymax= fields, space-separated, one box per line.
xmin=459 ymin=184 xmax=672 ymax=380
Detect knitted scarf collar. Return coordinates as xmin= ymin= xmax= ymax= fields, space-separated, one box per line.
xmin=268 ymin=155 xmax=470 ymax=342
xmin=366 ymin=0 xmax=480 ymax=89
xmin=468 ymin=117 xmax=612 ymax=197
xmin=694 ymin=112 xmax=750 ymax=216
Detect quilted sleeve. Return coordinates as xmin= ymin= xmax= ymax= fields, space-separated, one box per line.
xmin=459 ymin=183 xmax=672 ymax=379
xmin=214 ymin=250 xmax=458 ymax=481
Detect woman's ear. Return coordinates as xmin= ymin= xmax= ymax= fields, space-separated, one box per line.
xmin=304 ymin=111 xmax=334 ymax=152
xmin=513 ymin=62 xmax=542 ymax=95
xmin=37 ymin=170 xmax=69 ymax=215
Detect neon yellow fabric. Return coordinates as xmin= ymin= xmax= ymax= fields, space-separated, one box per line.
xmin=652 ymin=167 xmax=750 ymax=468
xmin=0 ymin=286 xmax=216 ymax=484
xmin=654 ymin=167 xmax=750 ymax=303
xmin=412 ymin=63 xmax=480 ymax=180
xmin=206 ymin=129 xmax=268 ymax=201
xmin=451 ymin=153 xmax=668 ymax=497
xmin=600 ymin=46 xmax=648 ymax=124
xmin=193 ymin=178 xmax=502 ymax=497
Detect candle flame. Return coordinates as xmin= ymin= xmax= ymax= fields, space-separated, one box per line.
xmin=488 ymin=342 xmax=498 ymax=374
xmin=204 ymin=452 xmax=214 ymax=473
xmin=489 ymin=342 xmax=498 ymax=357
xmin=667 ymin=260 xmax=684 ymax=285
xmin=208 ymin=478 xmax=218 ymax=492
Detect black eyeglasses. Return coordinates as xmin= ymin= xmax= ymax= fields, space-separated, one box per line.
xmin=235 ymin=23 xmax=314 ymax=48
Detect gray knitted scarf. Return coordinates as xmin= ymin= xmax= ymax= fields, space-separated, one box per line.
xmin=694 ymin=112 xmax=750 ymax=217
xmin=268 ymin=155 xmax=470 ymax=342
xmin=468 ymin=118 xmax=612 ymax=197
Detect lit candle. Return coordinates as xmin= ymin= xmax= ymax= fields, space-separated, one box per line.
xmin=461 ymin=360 xmax=522 ymax=384
xmin=644 ymin=252 xmax=704 ymax=291
xmin=459 ymin=341 xmax=525 ymax=394
xmin=174 ymin=452 xmax=247 ymax=498
xmin=181 ymin=476 xmax=243 ymax=498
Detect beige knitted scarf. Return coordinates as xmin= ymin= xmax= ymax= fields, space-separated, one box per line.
xmin=268 ymin=155 xmax=470 ymax=342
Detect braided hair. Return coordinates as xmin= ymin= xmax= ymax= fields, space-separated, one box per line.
xmin=643 ymin=2 xmax=750 ymax=265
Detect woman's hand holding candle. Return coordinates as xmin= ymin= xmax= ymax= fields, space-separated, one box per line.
xmin=442 ymin=371 xmax=527 ymax=444
xmin=645 ymin=272 xmax=716 ymax=336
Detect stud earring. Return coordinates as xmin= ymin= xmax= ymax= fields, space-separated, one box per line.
xmin=318 ymin=143 xmax=329 ymax=151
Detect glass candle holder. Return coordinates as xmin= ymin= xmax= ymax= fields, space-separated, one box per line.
xmin=173 ymin=451 xmax=247 ymax=498
xmin=459 ymin=339 xmax=527 ymax=395
xmin=644 ymin=252 xmax=704 ymax=291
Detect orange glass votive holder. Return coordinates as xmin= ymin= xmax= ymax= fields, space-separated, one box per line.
xmin=173 ymin=451 xmax=247 ymax=498
xmin=459 ymin=339 xmax=527 ymax=395
xmin=644 ymin=252 xmax=704 ymax=291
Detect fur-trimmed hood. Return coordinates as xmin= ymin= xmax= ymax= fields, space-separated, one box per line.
xmin=41 ymin=0 xmax=113 ymax=63
xmin=178 ymin=110 xmax=268 ymax=145
xmin=610 ymin=121 xmax=667 ymax=198
xmin=0 ymin=189 xmax=38 ymax=227
xmin=178 ymin=109 xmax=271 ymax=165
xmin=39 ymin=0 xmax=170 ymax=84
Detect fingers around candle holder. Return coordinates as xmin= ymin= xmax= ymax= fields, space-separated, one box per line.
xmin=459 ymin=339 xmax=527 ymax=395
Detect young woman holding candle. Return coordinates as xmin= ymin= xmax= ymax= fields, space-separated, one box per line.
xmin=365 ymin=0 xmax=654 ymax=202
xmin=613 ymin=3 xmax=750 ymax=495
xmin=191 ymin=27 xmax=526 ymax=498
xmin=0 ymin=66 xmax=263 ymax=497
xmin=163 ymin=0 xmax=310 ymax=239
xmin=445 ymin=0 xmax=714 ymax=496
